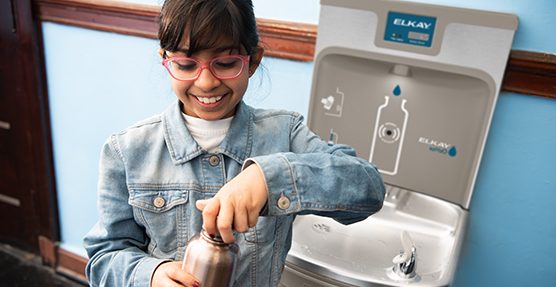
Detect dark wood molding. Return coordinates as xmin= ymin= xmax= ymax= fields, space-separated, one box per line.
xmin=27 ymin=0 xmax=62 ymax=244
xmin=257 ymin=19 xmax=316 ymax=61
xmin=39 ymin=236 xmax=88 ymax=283
xmin=0 ymin=0 xmax=59 ymax=251
xmin=36 ymin=0 xmax=316 ymax=61
xmin=502 ymin=50 xmax=556 ymax=99
xmin=56 ymin=247 xmax=88 ymax=283
xmin=37 ymin=0 xmax=159 ymax=39
xmin=38 ymin=236 xmax=57 ymax=267
xmin=37 ymin=0 xmax=556 ymax=96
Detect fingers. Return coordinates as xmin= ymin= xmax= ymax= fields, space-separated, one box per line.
xmin=196 ymin=163 xmax=269 ymax=241
xmin=199 ymin=197 xmax=237 ymax=243
xmin=248 ymin=209 xmax=258 ymax=229
xmin=233 ymin=206 xmax=249 ymax=233
xmin=199 ymin=198 xmax=220 ymax=237
xmin=173 ymin=270 xmax=201 ymax=287
xmin=195 ymin=199 xmax=207 ymax=211
xmin=217 ymin=201 xmax=235 ymax=243
xmin=151 ymin=261 xmax=200 ymax=287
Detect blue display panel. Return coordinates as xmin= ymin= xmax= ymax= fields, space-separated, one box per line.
xmin=384 ymin=11 xmax=437 ymax=47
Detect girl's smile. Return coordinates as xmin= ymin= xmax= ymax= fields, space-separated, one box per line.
xmin=189 ymin=91 xmax=231 ymax=112
xmin=162 ymin=42 xmax=261 ymax=121
xmin=193 ymin=94 xmax=224 ymax=105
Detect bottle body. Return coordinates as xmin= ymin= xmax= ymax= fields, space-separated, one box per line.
xmin=369 ymin=95 xmax=409 ymax=176
xmin=182 ymin=230 xmax=239 ymax=287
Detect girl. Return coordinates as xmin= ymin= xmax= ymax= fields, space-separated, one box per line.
xmin=84 ymin=0 xmax=385 ymax=286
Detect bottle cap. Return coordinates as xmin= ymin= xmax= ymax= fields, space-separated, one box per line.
xmin=201 ymin=229 xmax=226 ymax=244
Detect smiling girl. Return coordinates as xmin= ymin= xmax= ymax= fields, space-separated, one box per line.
xmin=84 ymin=1 xmax=385 ymax=286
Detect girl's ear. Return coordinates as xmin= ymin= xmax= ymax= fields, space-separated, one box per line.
xmin=249 ymin=47 xmax=265 ymax=77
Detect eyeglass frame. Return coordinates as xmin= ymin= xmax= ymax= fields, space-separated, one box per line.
xmin=162 ymin=52 xmax=251 ymax=81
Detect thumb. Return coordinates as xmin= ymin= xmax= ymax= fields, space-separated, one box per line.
xmin=196 ymin=199 xmax=208 ymax=211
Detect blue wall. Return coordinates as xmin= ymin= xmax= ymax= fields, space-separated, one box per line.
xmin=42 ymin=0 xmax=556 ymax=285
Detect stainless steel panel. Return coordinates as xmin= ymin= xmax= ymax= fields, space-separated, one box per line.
xmin=281 ymin=186 xmax=466 ymax=287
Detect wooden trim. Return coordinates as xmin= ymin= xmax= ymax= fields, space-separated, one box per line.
xmin=37 ymin=0 xmax=159 ymax=39
xmin=56 ymin=247 xmax=88 ymax=283
xmin=39 ymin=237 xmax=88 ymax=283
xmin=36 ymin=0 xmax=316 ymax=61
xmin=2 ymin=0 xmax=60 ymax=252
xmin=38 ymin=236 xmax=57 ymax=267
xmin=36 ymin=0 xmax=556 ymax=97
xmin=502 ymin=50 xmax=556 ymax=99
xmin=257 ymin=18 xmax=316 ymax=62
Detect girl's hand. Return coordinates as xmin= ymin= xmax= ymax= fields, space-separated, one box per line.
xmin=151 ymin=261 xmax=200 ymax=287
xmin=196 ymin=163 xmax=268 ymax=243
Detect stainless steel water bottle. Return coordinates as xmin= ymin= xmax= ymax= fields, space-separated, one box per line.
xmin=182 ymin=230 xmax=239 ymax=287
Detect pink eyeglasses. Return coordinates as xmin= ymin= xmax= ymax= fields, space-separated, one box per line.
xmin=162 ymin=54 xmax=250 ymax=81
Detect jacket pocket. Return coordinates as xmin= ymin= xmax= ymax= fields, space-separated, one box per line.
xmin=129 ymin=187 xmax=189 ymax=254
xmin=244 ymin=216 xmax=277 ymax=244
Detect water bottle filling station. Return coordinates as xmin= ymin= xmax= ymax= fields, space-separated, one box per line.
xmin=279 ymin=0 xmax=517 ymax=286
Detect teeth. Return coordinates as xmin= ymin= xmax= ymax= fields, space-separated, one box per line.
xmin=196 ymin=95 xmax=223 ymax=104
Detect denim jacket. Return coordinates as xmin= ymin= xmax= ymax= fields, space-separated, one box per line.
xmin=84 ymin=100 xmax=385 ymax=287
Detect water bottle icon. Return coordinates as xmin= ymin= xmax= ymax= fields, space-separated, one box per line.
xmin=369 ymin=86 xmax=409 ymax=176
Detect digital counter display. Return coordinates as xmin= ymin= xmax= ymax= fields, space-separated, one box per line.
xmin=384 ymin=11 xmax=437 ymax=48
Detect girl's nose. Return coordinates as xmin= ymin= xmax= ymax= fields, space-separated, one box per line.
xmin=194 ymin=67 xmax=221 ymax=91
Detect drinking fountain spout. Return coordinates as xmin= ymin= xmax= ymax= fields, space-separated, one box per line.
xmin=392 ymin=231 xmax=417 ymax=279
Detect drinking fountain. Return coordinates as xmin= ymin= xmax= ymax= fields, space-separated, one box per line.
xmin=280 ymin=0 xmax=517 ymax=286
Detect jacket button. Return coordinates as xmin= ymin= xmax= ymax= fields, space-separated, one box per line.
xmin=153 ymin=196 xmax=165 ymax=208
xmin=209 ymin=155 xmax=220 ymax=166
xmin=277 ymin=195 xmax=290 ymax=210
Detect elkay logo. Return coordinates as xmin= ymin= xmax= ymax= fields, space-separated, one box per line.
xmin=393 ymin=18 xmax=433 ymax=30
xmin=418 ymin=137 xmax=457 ymax=157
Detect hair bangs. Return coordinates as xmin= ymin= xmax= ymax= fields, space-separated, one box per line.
xmin=158 ymin=0 xmax=259 ymax=56
xmin=187 ymin=1 xmax=244 ymax=56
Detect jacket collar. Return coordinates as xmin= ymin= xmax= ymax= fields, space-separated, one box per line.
xmin=163 ymin=100 xmax=253 ymax=165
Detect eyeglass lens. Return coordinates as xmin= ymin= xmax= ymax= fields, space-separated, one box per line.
xmin=167 ymin=56 xmax=245 ymax=80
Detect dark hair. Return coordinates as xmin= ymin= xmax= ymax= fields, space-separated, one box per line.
xmin=158 ymin=0 xmax=259 ymax=56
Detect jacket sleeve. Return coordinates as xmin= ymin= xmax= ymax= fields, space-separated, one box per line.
xmin=245 ymin=113 xmax=385 ymax=224
xmin=83 ymin=136 xmax=167 ymax=287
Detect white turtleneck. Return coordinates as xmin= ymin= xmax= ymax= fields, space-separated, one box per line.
xmin=182 ymin=113 xmax=233 ymax=153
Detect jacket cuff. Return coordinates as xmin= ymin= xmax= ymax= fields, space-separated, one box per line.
xmin=243 ymin=155 xmax=301 ymax=216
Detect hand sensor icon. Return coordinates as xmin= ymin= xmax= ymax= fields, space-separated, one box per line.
xmin=321 ymin=96 xmax=335 ymax=110
xmin=321 ymin=87 xmax=344 ymax=117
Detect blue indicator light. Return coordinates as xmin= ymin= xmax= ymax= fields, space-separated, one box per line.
xmin=393 ymin=85 xmax=402 ymax=96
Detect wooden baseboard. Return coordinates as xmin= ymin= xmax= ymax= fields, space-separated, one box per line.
xmin=56 ymin=247 xmax=88 ymax=283
xmin=39 ymin=236 xmax=88 ymax=283
xmin=38 ymin=235 xmax=57 ymax=267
